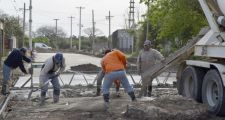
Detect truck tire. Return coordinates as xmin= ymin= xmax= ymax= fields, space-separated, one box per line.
xmin=202 ymin=70 xmax=225 ymax=116
xmin=177 ymin=61 xmax=187 ymax=95
xmin=180 ymin=66 xmax=205 ymax=102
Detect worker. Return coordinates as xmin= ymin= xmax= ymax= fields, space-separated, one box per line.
xmin=39 ymin=53 xmax=66 ymax=106
xmin=101 ymin=49 xmax=136 ymax=110
xmin=1 ymin=48 xmax=31 ymax=95
xmin=96 ymin=49 xmax=121 ymax=97
xmin=96 ymin=70 xmax=121 ymax=97
xmin=137 ymin=40 xmax=164 ymax=97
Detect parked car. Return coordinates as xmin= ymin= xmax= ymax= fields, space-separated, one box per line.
xmin=34 ymin=43 xmax=52 ymax=49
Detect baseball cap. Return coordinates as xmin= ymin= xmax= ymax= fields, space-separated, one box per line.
xmin=54 ymin=53 xmax=63 ymax=63
xmin=144 ymin=40 xmax=151 ymax=46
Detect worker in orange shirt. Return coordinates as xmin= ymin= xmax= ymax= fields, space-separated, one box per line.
xmin=101 ymin=49 xmax=136 ymax=110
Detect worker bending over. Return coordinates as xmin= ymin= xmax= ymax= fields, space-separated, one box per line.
xmin=39 ymin=53 xmax=66 ymax=106
xmin=1 ymin=48 xmax=31 ymax=95
xmin=101 ymin=49 xmax=136 ymax=110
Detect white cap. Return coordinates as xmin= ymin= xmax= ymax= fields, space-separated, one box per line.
xmin=144 ymin=40 xmax=151 ymax=46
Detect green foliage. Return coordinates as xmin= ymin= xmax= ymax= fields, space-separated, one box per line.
xmin=0 ymin=12 xmax=23 ymax=48
xmin=32 ymin=37 xmax=49 ymax=44
xmin=95 ymin=36 xmax=108 ymax=42
xmin=138 ymin=0 xmax=208 ymax=55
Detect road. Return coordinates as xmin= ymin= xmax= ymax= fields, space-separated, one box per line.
xmin=34 ymin=53 xmax=102 ymax=70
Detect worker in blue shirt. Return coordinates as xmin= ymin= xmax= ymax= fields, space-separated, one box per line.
xmin=1 ymin=48 xmax=31 ymax=95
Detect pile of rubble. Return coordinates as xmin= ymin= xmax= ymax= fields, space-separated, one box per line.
xmin=70 ymin=64 xmax=101 ymax=73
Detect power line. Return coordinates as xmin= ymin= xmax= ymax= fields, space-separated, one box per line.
xmin=10 ymin=0 xmax=19 ymax=15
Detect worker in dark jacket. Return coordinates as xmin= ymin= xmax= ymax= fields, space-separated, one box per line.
xmin=1 ymin=48 xmax=31 ymax=95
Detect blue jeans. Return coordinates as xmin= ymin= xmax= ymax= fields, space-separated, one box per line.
xmin=2 ymin=64 xmax=12 ymax=85
xmin=102 ymin=70 xmax=133 ymax=94
xmin=39 ymin=74 xmax=60 ymax=96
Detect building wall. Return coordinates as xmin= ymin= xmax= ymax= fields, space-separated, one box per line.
xmin=112 ymin=29 xmax=133 ymax=52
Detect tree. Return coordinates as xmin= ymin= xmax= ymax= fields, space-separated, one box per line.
xmin=138 ymin=0 xmax=207 ymax=55
xmin=32 ymin=37 xmax=49 ymax=44
xmin=35 ymin=25 xmax=66 ymax=38
xmin=83 ymin=27 xmax=103 ymax=52
xmin=0 ymin=11 xmax=24 ymax=48
xmin=83 ymin=27 xmax=103 ymax=38
xmin=35 ymin=25 xmax=67 ymax=48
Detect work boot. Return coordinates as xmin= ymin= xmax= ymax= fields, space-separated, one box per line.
xmin=104 ymin=102 xmax=110 ymax=111
xmin=116 ymin=91 xmax=120 ymax=97
xmin=103 ymin=94 xmax=110 ymax=111
xmin=96 ymin=88 xmax=101 ymax=96
xmin=116 ymin=87 xmax=120 ymax=97
xmin=103 ymin=94 xmax=109 ymax=102
xmin=39 ymin=92 xmax=46 ymax=106
xmin=1 ymin=84 xmax=10 ymax=95
xmin=53 ymin=89 xmax=60 ymax=103
xmin=53 ymin=94 xmax=59 ymax=103
xmin=147 ymin=86 xmax=152 ymax=97
xmin=128 ymin=92 xmax=137 ymax=102
xmin=143 ymin=86 xmax=148 ymax=97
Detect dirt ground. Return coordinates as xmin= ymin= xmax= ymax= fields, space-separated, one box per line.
xmin=3 ymin=86 xmax=225 ymax=120
xmin=70 ymin=64 xmax=101 ymax=73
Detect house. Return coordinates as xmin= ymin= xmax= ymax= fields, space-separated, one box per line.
xmin=112 ymin=29 xmax=134 ymax=53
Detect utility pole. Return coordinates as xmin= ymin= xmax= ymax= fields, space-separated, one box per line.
xmin=29 ymin=0 xmax=32 ymax=50
xmin=22 ymin=3 xmax=26 ymax=47
xmin=76 ymin=6 xmax=85 ymax=51
xmin=21 ymin=3 xmax=29 ymax=47
xmin=128 ymin=0 xmax=135 ymax=54
xmin=106 ymin=11 xmax=113 ymax=48
xmin=146 ymin=0 xmax=150 ymax=40
xmin=92 ymin=10 xmax=95 ymax=53
xmin=53 ymin=19 xmax=59 ymax=49
xmin=68 ymin=16 xmax=74 ymax=49
xmin=53 ymin=19 xmax=59 ymax=34
xmin=129 ymin=0 xmax=135 ymax=29
xmin=19 ymin=3 xmax=29 ymax=47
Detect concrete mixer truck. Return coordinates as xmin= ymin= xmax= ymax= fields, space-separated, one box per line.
xmin=140 ymin=0 xmax=225 ymax=116
xmin=177 ymin=0 xmax=225 ymax=116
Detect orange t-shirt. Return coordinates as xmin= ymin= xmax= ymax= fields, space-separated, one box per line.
xmin=101 ymin=50 xmax=126 ymax=73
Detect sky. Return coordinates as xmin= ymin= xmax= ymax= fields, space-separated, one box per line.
xmin=0 ymin=0 xmax=146 ymax=37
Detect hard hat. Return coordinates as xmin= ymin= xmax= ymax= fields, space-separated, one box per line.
xmin=54 ymin=53 xmax=63 ymax=63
